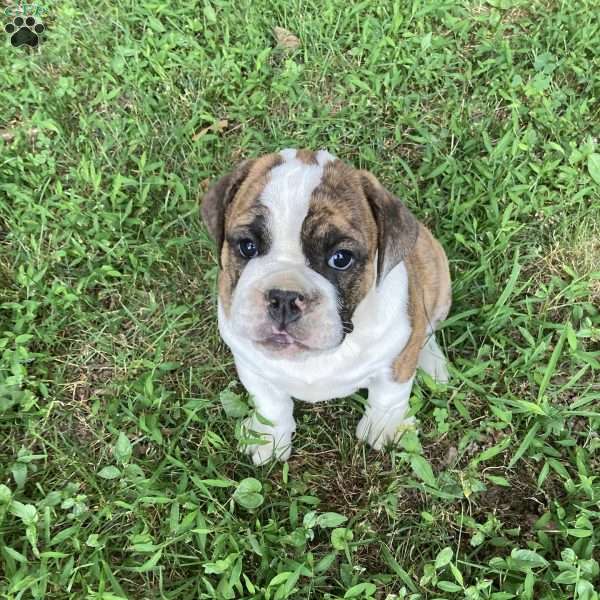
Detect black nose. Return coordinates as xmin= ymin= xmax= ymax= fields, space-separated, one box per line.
xmin=267 ymin=289 xmax=304 ymax=328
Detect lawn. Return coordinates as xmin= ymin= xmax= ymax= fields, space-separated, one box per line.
xmin=1 ymin=0 xmax=599 ymax=598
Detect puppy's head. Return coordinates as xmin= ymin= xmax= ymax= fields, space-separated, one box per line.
xmin=202 ymin=149 xmax=418 ymax=357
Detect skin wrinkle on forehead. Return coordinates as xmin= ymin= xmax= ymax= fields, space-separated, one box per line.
xmin=258 ymin=150 xmax=334 ymax=264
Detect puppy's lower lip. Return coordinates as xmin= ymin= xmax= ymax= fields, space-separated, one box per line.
xmin=270 ymin=333 xmax=294 ymax=345
xmin=259 ymin=334 xmax=308 ymax=350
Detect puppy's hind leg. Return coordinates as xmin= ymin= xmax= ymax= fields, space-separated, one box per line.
xmin=418 ymin=334 xmax=449 ymax=384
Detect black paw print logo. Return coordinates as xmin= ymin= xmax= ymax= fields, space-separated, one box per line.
xmin=5 ymin=16 xmax=45 ymax=47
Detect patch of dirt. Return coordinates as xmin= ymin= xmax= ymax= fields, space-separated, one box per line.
xmin=51 ymin=349 xmax=120 ymax=447
xmin=282 ymin=446 xmax=397 ymax=518
xmin=469 ymin=2 xmax=540 ymax=25
xmin=524 ymin=226 xmax=600 ymax=309
xmin=273 ymin=26 xmax=300 ymax=51
xmin=62 ymin=353 xmax=117 ymax=404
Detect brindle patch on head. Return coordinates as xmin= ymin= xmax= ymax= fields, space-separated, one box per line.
xmin=224 ymin=154 xmax=284 ymax=226
xmin=295 ymin=149 xmax=319 ymax=165
xmin=218 ymin=154 xmax=283 ymax=313
xmin=301 ymin=160 xmax=378 ymax=327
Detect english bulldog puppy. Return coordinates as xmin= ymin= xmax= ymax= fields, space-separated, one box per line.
xmin=202 ymin=149 xmax=451 ymax=465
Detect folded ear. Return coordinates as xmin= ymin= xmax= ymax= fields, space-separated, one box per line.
xmin=359 ymin=170 xmax=419 ymax=283
xmin=201 ymin=159 xmax=256 ymax=265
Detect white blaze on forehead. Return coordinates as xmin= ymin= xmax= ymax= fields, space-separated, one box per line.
xmin=260 ymin=149 xmax=336 ymax=262
xmin=315 ymin=149 xmax=336 ymax=166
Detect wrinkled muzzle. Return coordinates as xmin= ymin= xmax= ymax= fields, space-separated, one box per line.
xmin=229 ymin=259 xmax=344 ymax=355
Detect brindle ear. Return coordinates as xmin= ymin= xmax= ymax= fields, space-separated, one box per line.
xmin=201 ymin=159 xmax=255 ymax=266
xmin=359 ymin=170 xmax=419 ymax=283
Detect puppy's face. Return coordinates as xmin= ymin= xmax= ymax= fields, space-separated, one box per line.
xmin=202 ymin=149 xmax=418 ymax=358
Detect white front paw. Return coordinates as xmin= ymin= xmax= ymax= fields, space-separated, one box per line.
xmin=356 ymin=409 xmax=415 ymax=451
xmin=241 ymin=417 xmax=293 ymax=465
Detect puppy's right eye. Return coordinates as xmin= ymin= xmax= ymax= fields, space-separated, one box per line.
xmin=239 ymin=238 xmax=258 ymax=259
xmin=327 ymin=249 xmax=354 ymax=270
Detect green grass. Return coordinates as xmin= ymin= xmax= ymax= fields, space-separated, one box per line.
xmin=1 ymin=0 xmax=599 ymax=598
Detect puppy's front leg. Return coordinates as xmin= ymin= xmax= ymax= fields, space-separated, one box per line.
xmin=356 ymin=373 xmax=415 ymax=450
xmin=237 ymin=366 xmax=295 ymax=465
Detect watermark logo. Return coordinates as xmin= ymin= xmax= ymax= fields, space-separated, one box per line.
xmin=4 ymin=1 xmax=48 ymax=17
xmin=4 ymin=2 xmax=47 ymax=47
xmin=5 ymin=15 xmax=44 ymax=47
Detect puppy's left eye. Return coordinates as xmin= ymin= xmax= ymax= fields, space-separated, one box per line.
xmin=239 ymin=238 xmax=258 ymax=259
xmin=327 ymin=249 xmax=354 ymax=270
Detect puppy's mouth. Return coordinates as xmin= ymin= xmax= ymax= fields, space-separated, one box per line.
xmin=256 ymin=330 xmax=309 ymax=353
